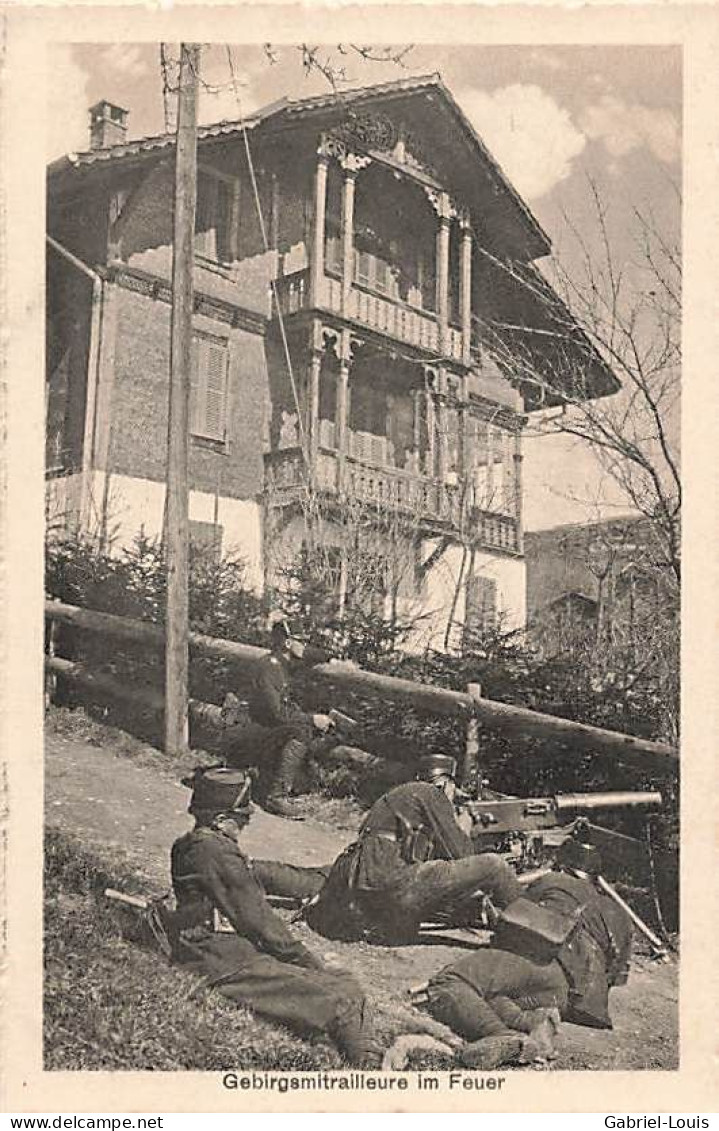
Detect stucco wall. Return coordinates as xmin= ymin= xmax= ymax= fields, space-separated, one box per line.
xmin=415 ymin=540 xmax=526 ymax=650
xmin=68 ymin=469 xmax=264 ymax=590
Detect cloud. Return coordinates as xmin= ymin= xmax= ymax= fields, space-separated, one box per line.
xmin=197 ymin=71 xmax=260 ymax=126
xmin=96 ymin=44 xmax=148 ymax=79
xmin=528 ymin=49 xmax=566 ymax=74
xmin=580 ymin=95 xmax=680 ymax=165
xmin=47 ymin=45 xmax=91 ymax=160
xmin=457 ymin=84 xmax=587 ymax=201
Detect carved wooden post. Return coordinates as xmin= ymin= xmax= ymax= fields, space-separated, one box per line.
xmin=340 ymin=162 xmax=357 ymax=316
xmin=435 ymin=192 xmax=451 ymax=356
xmin=460 ymin=210 xmax=473 ymax=366
xmin=486 ymin=421 xmax=496 ymax=505
xmin=435 ymin=379 xmax=447 ymax=483
xmin=514 ymin=427 xmax=524 ymax=552
xmin=423 ymin=367 xmax=437 ymax=479
xmin=340 ymin=169 xmax=355 ymax=316
xmin=311 ymin=148 xmax=329 ymax=307
xmin=339 ymin=153 xmax=370 ymax=316
xmin=336 ymin=329 xmax=351 ymax=491
xmin=461 ymin=681 xmax=482 ymax=793
xmin=307 ymin=322 xmax=323 ymax=471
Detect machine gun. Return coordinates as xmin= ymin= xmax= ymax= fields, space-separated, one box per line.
xmin=463 ymin=789 xmax=663 ymax=876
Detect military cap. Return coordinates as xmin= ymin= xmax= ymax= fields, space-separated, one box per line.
xmin=418 ymin=753 xmax=457 ymax=781
xmin=555 ymin=837 xmax=602 ymax=876
xmin=183 ymin=767 xmax=253 ymax=815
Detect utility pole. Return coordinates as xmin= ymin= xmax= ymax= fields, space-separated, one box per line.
xmin=165 ymin=43 xmax=200 ymax=755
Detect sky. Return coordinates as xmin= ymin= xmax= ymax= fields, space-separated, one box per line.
xmin=48 ymin=43 xmax=682 ymax=532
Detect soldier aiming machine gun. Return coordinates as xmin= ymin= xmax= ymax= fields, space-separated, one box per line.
xmin=327 ymin=710 xmax=664 ymax=884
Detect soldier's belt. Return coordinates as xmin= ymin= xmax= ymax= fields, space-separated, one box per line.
xmin=363 ymin=830 xmax=400 ymax=844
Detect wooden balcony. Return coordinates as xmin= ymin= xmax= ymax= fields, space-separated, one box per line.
xmin=264 ymin=447 xmax=521 ymax=554
xmin=273 ymin=269 xmax=465 ymax=363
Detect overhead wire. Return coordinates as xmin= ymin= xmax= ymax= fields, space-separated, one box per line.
xmin=223 ymin=44 xmax=335 ymax=557
xmin=224 ymin=45 xmax=309 ymax=467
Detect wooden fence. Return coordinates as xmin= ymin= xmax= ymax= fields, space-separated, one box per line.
xmin=44 ymin=599 xmax=678 ymax=776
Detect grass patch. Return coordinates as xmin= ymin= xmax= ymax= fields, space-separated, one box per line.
xmin=44 ymin=828 xmax=342 ymax=1071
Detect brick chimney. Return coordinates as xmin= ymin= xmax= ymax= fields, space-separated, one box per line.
xmin=89 ymin=101 xmax=129 ymax=150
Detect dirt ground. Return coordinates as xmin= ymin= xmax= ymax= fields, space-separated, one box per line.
xmin=44 ymin=709 xmax=679 ymax=1071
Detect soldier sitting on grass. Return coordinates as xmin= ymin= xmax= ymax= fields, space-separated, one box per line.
xmin=150 ymin=767 xmax=384 ymax=1068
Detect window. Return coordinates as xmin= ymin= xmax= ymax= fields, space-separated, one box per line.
xmin=351 ymin=166 xmax=436 ymax=309
xmin=191 ymin=334 xmax=229 ymax=444
xmin=195 ymin=167 xmax=239 ymax=264
xmin=464 ymin=574 xmax=498 ymax=648
xmin=189 ymin=519 xmax=223 ymax=563
xmin=467 ymin=418 xmax=515 ymax=516
xmin=324 ymin=164 xmax=343 ymax=276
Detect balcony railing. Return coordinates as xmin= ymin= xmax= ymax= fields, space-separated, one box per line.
xmin=272 ymin=269 xmax=465 ymax=363
xmin=264 ymin=446 xmax=520 ymax=553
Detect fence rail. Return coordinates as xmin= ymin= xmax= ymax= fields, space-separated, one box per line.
xmin=44 ymin=599 xmax=678 ymax=773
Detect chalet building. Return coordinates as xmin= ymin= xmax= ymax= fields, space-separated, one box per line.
xmin=525 ymin=515 xmax=676 ymax=657
xmin=46 ymin=75 xmax=617 ymax=649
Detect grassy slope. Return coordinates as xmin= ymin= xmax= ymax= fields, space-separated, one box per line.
xmin=45 ymin=829 xmax=346 ymax=1072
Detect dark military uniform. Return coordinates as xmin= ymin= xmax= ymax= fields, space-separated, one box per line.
xmin=425 ymin=869 xmax=633 ymax=1041
xmin=249 ymin=645 xmax=328 ymax=736
xmin=305 ymin=780 xmax=523 ymax=942
xmin=168 ymin=824 xmax=376 ymax=1059
xmin=246 ymin=644 xmax=329 ymax=809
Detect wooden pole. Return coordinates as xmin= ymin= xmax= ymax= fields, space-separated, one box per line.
xmin=461 ymin=681 xmax=482 ymax=791
xmin=165 ymin=43 xmax=200 ymax=756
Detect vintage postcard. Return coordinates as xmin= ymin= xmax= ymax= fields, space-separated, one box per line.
xmin=1 ymin=1 xmax=718 ymax=1115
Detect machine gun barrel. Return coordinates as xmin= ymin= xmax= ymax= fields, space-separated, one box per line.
xmin=554 ymin=791 xmax=663 ymax=812
xmin=467 ymin=790 xmax=662 ymax=836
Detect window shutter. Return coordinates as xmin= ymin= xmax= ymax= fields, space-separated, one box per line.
xmin=189 ymin=338 xmax=202 ymax=435
xmin=355 ymin=249 xmax=371 ymax=288
xmin=191 ymin=336 xmax=228 ymax=442
xmin=464 ymin=574 xmax=498 ymax=647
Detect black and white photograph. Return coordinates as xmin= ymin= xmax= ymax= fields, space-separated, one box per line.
xmin=2 ymin=8 xmax=718 ymax=1115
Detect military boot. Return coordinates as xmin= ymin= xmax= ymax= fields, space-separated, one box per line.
xmin=264 ymin=738 xmax=307 ymax=820
xmin=330 ymin=998 xmax=384 ymax=1069
xmin=456 ymin=1032 xmax=528 ymax=1070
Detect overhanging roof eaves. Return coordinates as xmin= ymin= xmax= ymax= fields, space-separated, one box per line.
xmin=431 ymin=79 xmax=551 ymax=259
xmin=478 ymin=257 xmax=621 ymax=408
xmin=48 ymin=116 xmax=263 ymax=177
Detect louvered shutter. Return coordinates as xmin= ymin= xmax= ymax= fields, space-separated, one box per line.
xmin=189 ymin=338 xmax=201 ymax=435
xmin=191 ymin=336 xmax=228 ymax=442
xmin=355 ymin=248 xmax=371 ymax=288
xmin=464 ymin=574 xmax=498 ymax=648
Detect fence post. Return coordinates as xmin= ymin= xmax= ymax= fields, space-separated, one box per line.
xmin=45 ymin=602 xmax=59 ymax=710
xmin=461 ymin=681 xmax=482 ymax=793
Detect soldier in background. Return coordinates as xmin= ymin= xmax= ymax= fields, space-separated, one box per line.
xmin=244 ymin=616 xmax=339 ymax=819
xmin=420 ymin=839 xmax=633 ymax=1069
xmin=162 ymin=766 xmax=384 ymax=1068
